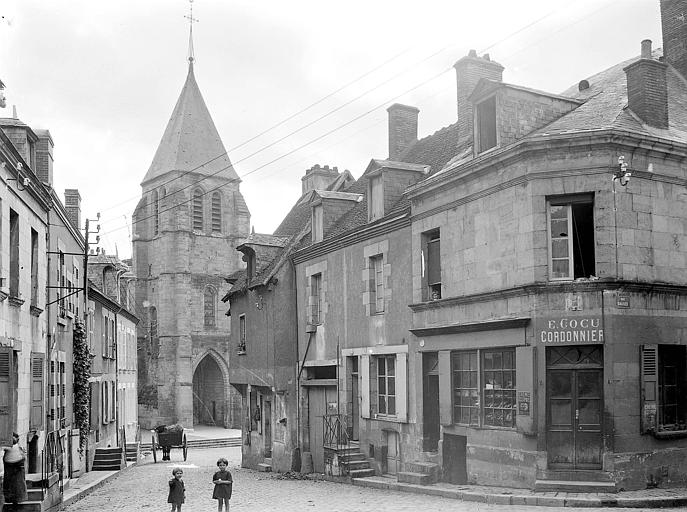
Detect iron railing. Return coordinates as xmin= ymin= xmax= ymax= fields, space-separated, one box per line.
xmin=41 ymin=430 xmax=65 ymax=502
xmin=323 ymin=414 xmax=349 ymax=452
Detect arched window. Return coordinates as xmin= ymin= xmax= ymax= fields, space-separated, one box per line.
xmin=204 ymin=287 xmax=216 ymax=327
xmin=192 ymin=188 xmax=204 ymax=231
xmin=211 ymin=192 xmax=222 ymax=233
xmin=152 ymin=190 xmax=159 ymax=235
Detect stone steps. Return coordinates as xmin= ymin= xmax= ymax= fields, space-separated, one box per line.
xmin=349 ymin=468 xmax=375 ymax=478
xmin=534 ymin=479 xmax=617 ymax=493
xmin=397 ymin=471 xmax=433 ymax=485
xmin=91 ymin=447 xmax=124 ymax=471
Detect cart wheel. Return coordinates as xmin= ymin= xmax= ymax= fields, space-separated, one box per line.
xmin=182 ymin=435 xmax=188 ymax=462
xmin=152 ymin=436 xmax=158 ymax=463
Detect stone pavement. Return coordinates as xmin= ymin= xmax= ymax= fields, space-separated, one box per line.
xmin=61 ymin=445 xmax=687 ymax=511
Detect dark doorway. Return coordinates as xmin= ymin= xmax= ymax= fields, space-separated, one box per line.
xmin=422 ymin=352 xmax=440 ymax=452
xmin=547 ymin=346 xmax=603 ymax=469
xmin=193 ymin=356 xmax=225 ymax=426
xmin=349 ymin=357 xmax=359 ymax=441
xmin=263 ymin=399 xmax=272 ymax=458
xmin=442 ymin=434 xmax=467 ymax=484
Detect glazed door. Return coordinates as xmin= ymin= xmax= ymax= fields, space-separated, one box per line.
xmin=547 ymin=368 xmax=603 ymax=469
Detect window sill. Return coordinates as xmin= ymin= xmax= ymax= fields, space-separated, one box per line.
xmin=8 ymin=296 xmax=24 ymax=307
xmin=30 ymin=305 xmax=44 ymax=317
xmin=453 ymin=423 xmax=516 ymax=432
xmin=652 ymin=429 xmax=687 ymax=440
xmin=373 ymin=414 xmax=405 ymax=424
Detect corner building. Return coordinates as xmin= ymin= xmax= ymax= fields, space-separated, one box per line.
xmin=133 ymin=58 xmax=249 ymax=429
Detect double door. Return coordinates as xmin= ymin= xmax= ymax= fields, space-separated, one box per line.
xmin=547 ymin=347 xmax=603 ymax=469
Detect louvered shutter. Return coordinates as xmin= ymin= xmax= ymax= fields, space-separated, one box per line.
xmin=640 ymin=344 xmax=659 ymax=433
xmin=30 ymin=354 xmax=44 ymax=429
xmin=0 ymin=350 xmax=12 ymax=443
xmin=427 ymin=239 xmax=441 ymax=287
xmin=396 ymin=353 xmax=408 ymax=422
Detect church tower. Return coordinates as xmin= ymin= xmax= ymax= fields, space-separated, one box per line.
xmin=133 ymin=26 xmax=250 ymax=428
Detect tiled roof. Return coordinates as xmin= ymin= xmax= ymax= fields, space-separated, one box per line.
xmin=143 ymin=62 xmax=239 ymax=185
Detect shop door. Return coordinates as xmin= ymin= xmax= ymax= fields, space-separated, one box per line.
xmin=547 ymin=346 xmax=603 ymax=470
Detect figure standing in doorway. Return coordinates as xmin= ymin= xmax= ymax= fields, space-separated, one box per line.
xmin=3 ymin=432 xmax=27 ymax=506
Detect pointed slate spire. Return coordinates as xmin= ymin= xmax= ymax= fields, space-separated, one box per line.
xmin=142 ymin=62 xmax=239 ymax=185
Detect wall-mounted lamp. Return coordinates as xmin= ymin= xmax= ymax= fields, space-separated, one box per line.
xmin=6 ymin=162 xmax=31 ymax=191
xmin=613 ymin=156 xmax=631 ymax=187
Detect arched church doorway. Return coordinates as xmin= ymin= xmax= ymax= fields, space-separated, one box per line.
xmin=192 ymin=355 xmax=226 ymax=427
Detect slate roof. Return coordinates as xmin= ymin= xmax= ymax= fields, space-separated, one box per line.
xmin=143 ymin=62 xmax=239 ymax=185
xmin=530 ymin=50 xmax=687 ymax=144
xmin=236 ymin=233 xmax=290 ymax=249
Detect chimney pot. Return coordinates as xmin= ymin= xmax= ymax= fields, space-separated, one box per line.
xmin=641 ymin=39 xmax=652 ymax=59
xmin=468 ymin=49 xmax=477 ymax=57
xmin=483 ymin=53 xmax=491 ymax=61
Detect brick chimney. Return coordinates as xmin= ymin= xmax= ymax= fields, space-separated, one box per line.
xmin=661 ymin=0 xmax=687 ymax=79
xmin=64 ymin=189 xmax=82 ymax=230
xmin=454 ymin=50 xmax=504 ymax=146
xmin=624 ymin=40 xmax=668 ymax=129
xmin=386 ymin=103 xmax=419 ymax=160
xmin=34 ymin=129 xmax=54 ymax=186
xmin=301 ymin=164 xmax=340 ymax=194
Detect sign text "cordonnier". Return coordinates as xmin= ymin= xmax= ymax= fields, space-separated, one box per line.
xmin=539 ymin=317 xmax=604 ymax=344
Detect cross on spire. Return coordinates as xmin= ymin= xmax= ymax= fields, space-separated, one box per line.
xmin=184 ymin=0 xmax=199 ymax=63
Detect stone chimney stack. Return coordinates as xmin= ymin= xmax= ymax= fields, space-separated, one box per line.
xmin=34 ymin=129 xmax=54 ymax=186
xmin=624 ymin=40 xmax=669 ymax=129
xmin=301 ymin=164 xmax=340 ymax=195
xmin=661 ymin=0 xmax=687 ymax=79
xmin=64 ymin=189 xmax=82 ymax=230
xmin=386 ymin=103 xmax=419 ymax=160
xmin=454 ymin=50 xmax=504 ymax=146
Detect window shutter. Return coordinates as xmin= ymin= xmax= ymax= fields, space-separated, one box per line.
xmin=396 ymin=353 xmax=407 ymax=422
xmin=360 ymin=355 xmax=370 ymax=419
xmin=439 ymin=350 xmax=452 ymax=425
xmin=0 ymin=350 xmax=12 ymax=443
xmin=427 ymin=239 xmax=441 ymax=286
xmin=640 ymin=344 xmax=658 ymax=433
xmin=30 ymin=354 xmax=44 ymax=429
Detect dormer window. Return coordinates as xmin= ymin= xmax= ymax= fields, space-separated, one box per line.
xmin=369 ymin=175 xmax=384 ymax=221
xmin=476 ymin=95 xmax=497 ymax=153
xmin=246 ymin=248 xmax=256 ymax=279
xmin=312 ymin=204 xmax=323 ymax=243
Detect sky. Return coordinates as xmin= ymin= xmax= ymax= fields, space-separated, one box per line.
xmin=0 ymin=0 xmax=662 ymax=260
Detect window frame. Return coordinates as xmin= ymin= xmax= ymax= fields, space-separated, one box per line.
xmin=192 ymin=188 xmax=204 ymax=231
xmin=368 ymin=175 xmax=384 ymax=221
xmin=422 ymin=228 xmax=441 ymax=301
xmin=377 ymin=355 xmax=396 ymax=416
xmin=312 ymin=204 xmax=323 ymax=243
xmin=547 ymin=194 xmax=596 ymax=281
xmin=451 ymin=348 xmax=517 ymax=429
xmin=211 ymin=192 xmax=222 ymax=233
xmin=238 ymin=314 xmax=246 ymax=353
xmin=310 ymin=273 xmax=323 ymax=325
xmin=475 ymin=95 xmax=497 ymax=153
xmin=370 ymin=254 xmax=385 ymax=314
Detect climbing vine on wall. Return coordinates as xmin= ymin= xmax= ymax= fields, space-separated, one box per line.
xmin=73 ymin=321 xmax=91 ymax=452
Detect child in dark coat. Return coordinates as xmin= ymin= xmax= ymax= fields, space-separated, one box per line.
xmin=212 ymin=457 xmax=233 ymax=512
xmin=168 ymin=467 xmax=185 ymax=512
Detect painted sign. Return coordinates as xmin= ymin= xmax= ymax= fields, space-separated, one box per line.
xmin=537 ymin=317 xmax=604 ymax=345
xmin=518 ymin=391 xmax=531 ymax=416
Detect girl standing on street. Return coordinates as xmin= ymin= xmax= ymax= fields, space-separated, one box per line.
xmin=212 ymin=457 xmax=233 ymax=512
xmin=168 ymin=467 xmax=185 ymax=512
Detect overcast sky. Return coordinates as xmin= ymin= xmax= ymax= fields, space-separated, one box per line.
xmin=0 ymin=0 xmax=662 ymax=259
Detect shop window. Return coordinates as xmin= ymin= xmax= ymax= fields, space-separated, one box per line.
xmin=548 ymin=195 xmax=595 ymax=280
xmin=422 ymin=229 xmax=441 ymax=301
xmin=377 ymin=355 xmax=396 ymax=416
xmin=370 ymin=255 xmax=384 ymax=314
xmin=476 ymin=96 xmax=497 ymax=153
xmin=641 ymin=345 xmax=687 ymax=434
xmin=452 ymin=348 xmax=516 ymax=428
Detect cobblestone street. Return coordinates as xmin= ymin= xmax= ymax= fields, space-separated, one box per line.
xmin=63 ymin=446 xmax=685 ymax=512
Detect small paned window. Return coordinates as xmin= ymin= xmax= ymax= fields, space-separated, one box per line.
xmin=641 ymin=345 xmax=687 ymax=433
xmin=482 ymin=349 xmax=516 ymax=428
xmin=370 ymin=255 xmax=384 ymax=314
xmin=310 ymin=273 xmax=323 ymax=324
xmin=476 ymin=96 xmax=497 ymax=153
xmin=377 ymin=355 xmax=396 ymax=416
xmin=211 ymin=192 xmax=222 ymax=233
xmin=452 ymin=351 xmax=479 ymax=426
xmin=192 ymin=189 xmax=204 ymax=231
xmin=548 ymin=195 xmax=595 ymax=280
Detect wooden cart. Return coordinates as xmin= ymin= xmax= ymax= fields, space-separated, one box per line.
xmin=151 ymin=428 xmax=188 ymax=463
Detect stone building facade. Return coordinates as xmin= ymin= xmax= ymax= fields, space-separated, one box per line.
xmin=133 ymin=58 xmax=249 ymax=429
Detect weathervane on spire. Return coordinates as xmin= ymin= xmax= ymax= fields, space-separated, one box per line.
xmin=184 ymin=0 xmax=199 ymax=63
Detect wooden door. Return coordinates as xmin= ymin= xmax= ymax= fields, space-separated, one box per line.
xmin=308 ymin=386 xmax=335 ymax=473
xmin=547 ymin=356 xmax=603 ymax=469
xmin=422 ymin=352 xmax=440 ymax=452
